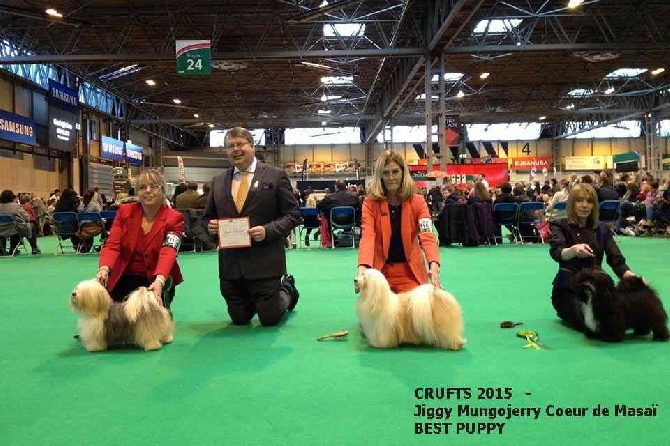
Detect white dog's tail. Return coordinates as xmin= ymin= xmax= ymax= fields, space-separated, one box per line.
xmin=124 ymin=287 xmax=161 ymax=322
xmin=410 ymin=286 xmax=465 ymax=350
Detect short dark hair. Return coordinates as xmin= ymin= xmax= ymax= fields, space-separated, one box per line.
xmin=335 ymin=180 xmax=347 ymax=191
xmin=500 ymin=182 xmax=512 ymax=193
xmin=187 ymin=182 xmax=198 ymax=191
xmin=0 ymin=189 xmax=16 ymax=203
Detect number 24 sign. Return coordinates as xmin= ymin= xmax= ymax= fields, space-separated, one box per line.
xmin=176 ymin=40 xmax=212 ymax=75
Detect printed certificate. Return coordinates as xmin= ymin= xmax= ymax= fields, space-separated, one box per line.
xmin=218 ymin=217 xmax=251 ymax=248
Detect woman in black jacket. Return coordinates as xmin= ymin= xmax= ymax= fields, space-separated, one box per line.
xmin=549 ymin=183 xmax=640 ymax=330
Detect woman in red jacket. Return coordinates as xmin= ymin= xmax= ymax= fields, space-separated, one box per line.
xmin=357 ymin=151 xmax=441 ymax=293
xmin=95 ymin=169 xmax=184 ymax=311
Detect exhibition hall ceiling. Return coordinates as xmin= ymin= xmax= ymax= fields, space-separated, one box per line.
xmin=1 ymin=0 xmax=668 ymax=140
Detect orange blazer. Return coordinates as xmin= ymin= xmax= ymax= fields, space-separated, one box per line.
xmin=100 ymin=203 xmax=184 ymax=292
xmin=358 ymin=194 xmax=440 ymax=284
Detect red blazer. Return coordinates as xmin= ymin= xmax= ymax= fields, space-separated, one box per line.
xmin=358 ymin=194 xmax=440 ymax=285
xmin=100 ymin=203 xmax=184 ymax=292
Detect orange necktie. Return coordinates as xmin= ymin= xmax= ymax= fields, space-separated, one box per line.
xmin=235 ymin=171 xmax=249 ymax=212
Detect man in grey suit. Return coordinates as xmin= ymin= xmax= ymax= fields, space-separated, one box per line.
xmin=205 ymin=127 xmax=301 ymax=326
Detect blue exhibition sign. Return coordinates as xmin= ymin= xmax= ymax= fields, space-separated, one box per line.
xmin=125 ymin=142 xmax=144 ymax=166
xmin=48 ymin=79 xmax=79 ymax=112
xmin=101 ymin=136 xmax=124 ymax=161
xmin=0 ymin=109 xmax=36 ymax=145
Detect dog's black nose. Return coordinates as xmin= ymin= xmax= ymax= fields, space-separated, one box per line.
xmin=71 ymin=292 xmax=77 ymax=297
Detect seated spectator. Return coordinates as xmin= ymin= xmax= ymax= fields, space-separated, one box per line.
xmin=495 ymin=182 xmax=516 ymax=203
xmin=19 ymin=193 xmax=41 ymax=254
xmin=317 ymin=180 xmax=361 ymax=228
xmin=596 ymin=176 xmax=619 ymax=203
xmin=77 ymin=190 xmax=104 ymax=252
xmin=175 ymin=182 xmax=200 ymax=209
xmin=54 ymin=188 xmax=85 ymax=249
xmin=0 ymin=190 xmax=38 ymax=255
xmin=467 ymin=181 xmax=493 ymax=204
xmin=546 ymin=179 xmax=570 ymax=220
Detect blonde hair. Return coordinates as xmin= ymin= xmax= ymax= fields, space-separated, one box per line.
xmin=367 ymin=150 xmax=415 ymax=201
xmin=135 ymin=169 xmax=167 ymax=198
xmin=567 ymin=183 xmax=599 ymax=229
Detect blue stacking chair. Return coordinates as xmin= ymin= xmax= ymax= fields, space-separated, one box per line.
xmin=518 ymin=202 xmax=545 ymax=244
xmin=599 ymin=200 xmax=621 ymax=239
xmin=493 ymin=202 xmax=519 ymax=244
xmin=52 ymin=212 xmax=79 ymax=254
xmin=298 ymin=207 xmax=320 ymax=248
xmin=329 ymin=206 xmax=356 ymax=249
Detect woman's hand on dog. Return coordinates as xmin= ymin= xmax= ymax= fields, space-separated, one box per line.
xmin=623 ymin=270 xmax=647 ymax=285
xmin=95 ymin=267 xmax=109 ymax=286
xmin=148 ymin=280 xmax=165 ymax=306
xmin=429 ymin=262 xmax=441 ymax=289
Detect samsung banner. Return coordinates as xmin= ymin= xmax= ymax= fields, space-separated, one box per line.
xmin=0 ymin=109 xmax=36 ymax=145
xmin=48 ymin=80 xmax=79 ymax=112
xmin=101 ymin=136 xmax=124 ymax=161
xmin=125 ymin=142 xmax=144 ymax=166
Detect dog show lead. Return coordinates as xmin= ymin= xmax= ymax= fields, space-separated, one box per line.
xmin=95 ymin=169 xmax=184 ymax=313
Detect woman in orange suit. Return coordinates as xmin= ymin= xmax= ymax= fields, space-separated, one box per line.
xmin=357 ymin=151 xmax=441 ymax=292
xmin=95 ymin=169 xmax=184 ymax=312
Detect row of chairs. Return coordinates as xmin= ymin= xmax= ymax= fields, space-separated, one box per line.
xmin=51 ymin=211 xmax=117 ymax=254
xmin=297 ymin=206 xmax=359 ymax=249
xmin=493 ymin=200 xmax=621 ymax=244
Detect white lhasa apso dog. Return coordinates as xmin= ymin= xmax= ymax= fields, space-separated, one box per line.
xmin=70 ymin=280 xmax=174 ymax=352
xmin=354 ymin=269 xmax=465 ymax=350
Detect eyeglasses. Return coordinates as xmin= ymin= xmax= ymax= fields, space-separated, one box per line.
xmin=382 ymin=169 xmax=402 ymax=178
xmin=138 ymin=184 xmax=162 ymax=192
xmin=225 ymin=141 xmax=251 ymax=150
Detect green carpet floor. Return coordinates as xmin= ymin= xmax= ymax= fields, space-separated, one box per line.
xmin=1 ymin=235 xmax=668 ymax=445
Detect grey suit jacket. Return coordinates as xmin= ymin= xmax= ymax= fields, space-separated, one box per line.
xmin=204 ymin=161 xmax=301 ymax=280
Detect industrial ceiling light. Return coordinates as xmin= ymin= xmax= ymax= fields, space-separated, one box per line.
xmin=193 ymin=113 xmax=199 ymax=118
xmin=567 ymin=0 xmax=584 ymax=9
xmin=651 ymin=68 xmax=665 ymax=75
xmin=208 ymin=123 xmax=215 ymax=128
xmin=172 ymin=98 xmax=181 ymax=104
xmin=45 ymin=8 xmax=63 ymax=18
xmin=320 ymin=94 xmax=328 ymax=101
xmin=317 ymin=109 xmax=331 ymax=115
xmin=145 ymin=79 xmax=156 ymax=86
xmin=456 ymin=90 xmax=465 ymax=98
xmin=321 ymin=121 xmax=327 ymax=126
xmin=539 ymin=116 xmax=546 ymax=120
xmin=480 ymin=72 xmax=490 ymax=79
xmin=604 ymin=87 xmax=615 ymax=94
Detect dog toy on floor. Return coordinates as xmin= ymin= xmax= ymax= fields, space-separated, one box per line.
xmin=516 ymin=329 xmax=548 ymax=350
xmin=317 ymin=330 xmax=349 ymax=341
xmin=500 ymin=321 xmax=523 ymax=328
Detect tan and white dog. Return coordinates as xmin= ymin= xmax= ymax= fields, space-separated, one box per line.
xmin=70 ymin=280 xmax=174 ymax=352
xmin=354 ymin=269 xmax=465 ymax=350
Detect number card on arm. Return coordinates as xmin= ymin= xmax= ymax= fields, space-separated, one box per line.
xmin=218 ymin=217 xmax=252 ymax=248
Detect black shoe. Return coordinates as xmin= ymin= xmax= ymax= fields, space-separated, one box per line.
xmin=281 ymin=274 xmax=299 ymax=311
xmin=304 ymin=236 xmax=310 ymax=247
xmin=32 ymin=248 xmax=41 ymax=255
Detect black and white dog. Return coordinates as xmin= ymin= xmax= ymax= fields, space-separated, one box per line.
xmin=569 ymin=269 xmax=669 ymax=342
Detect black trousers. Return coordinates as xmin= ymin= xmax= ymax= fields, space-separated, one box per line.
xmin=550 ymin=268 xmax=586 ymax=331
xmin=110 ymin=274 xmax=176 ymax=309
xmin=220 ymin=277 xmax=291 ymax=326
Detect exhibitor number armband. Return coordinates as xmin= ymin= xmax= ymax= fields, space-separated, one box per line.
xmin=163 ymin=232 xmax=182 ymax=251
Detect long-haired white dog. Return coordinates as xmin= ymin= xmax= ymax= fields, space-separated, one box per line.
xmin=354 ymin=269 xmax=465 ymax=350
xmin=70 ymin=280 xmax=174 ymax=352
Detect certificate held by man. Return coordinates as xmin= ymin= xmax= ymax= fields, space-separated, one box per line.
xmin=218 ymin=217 xmax=252 ymax=248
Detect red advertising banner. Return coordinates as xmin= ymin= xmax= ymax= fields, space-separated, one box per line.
xmin=408 ymin=164 xmax=508 ymax=187
xmin=511 ymin=157 xmax=553 ymax=171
